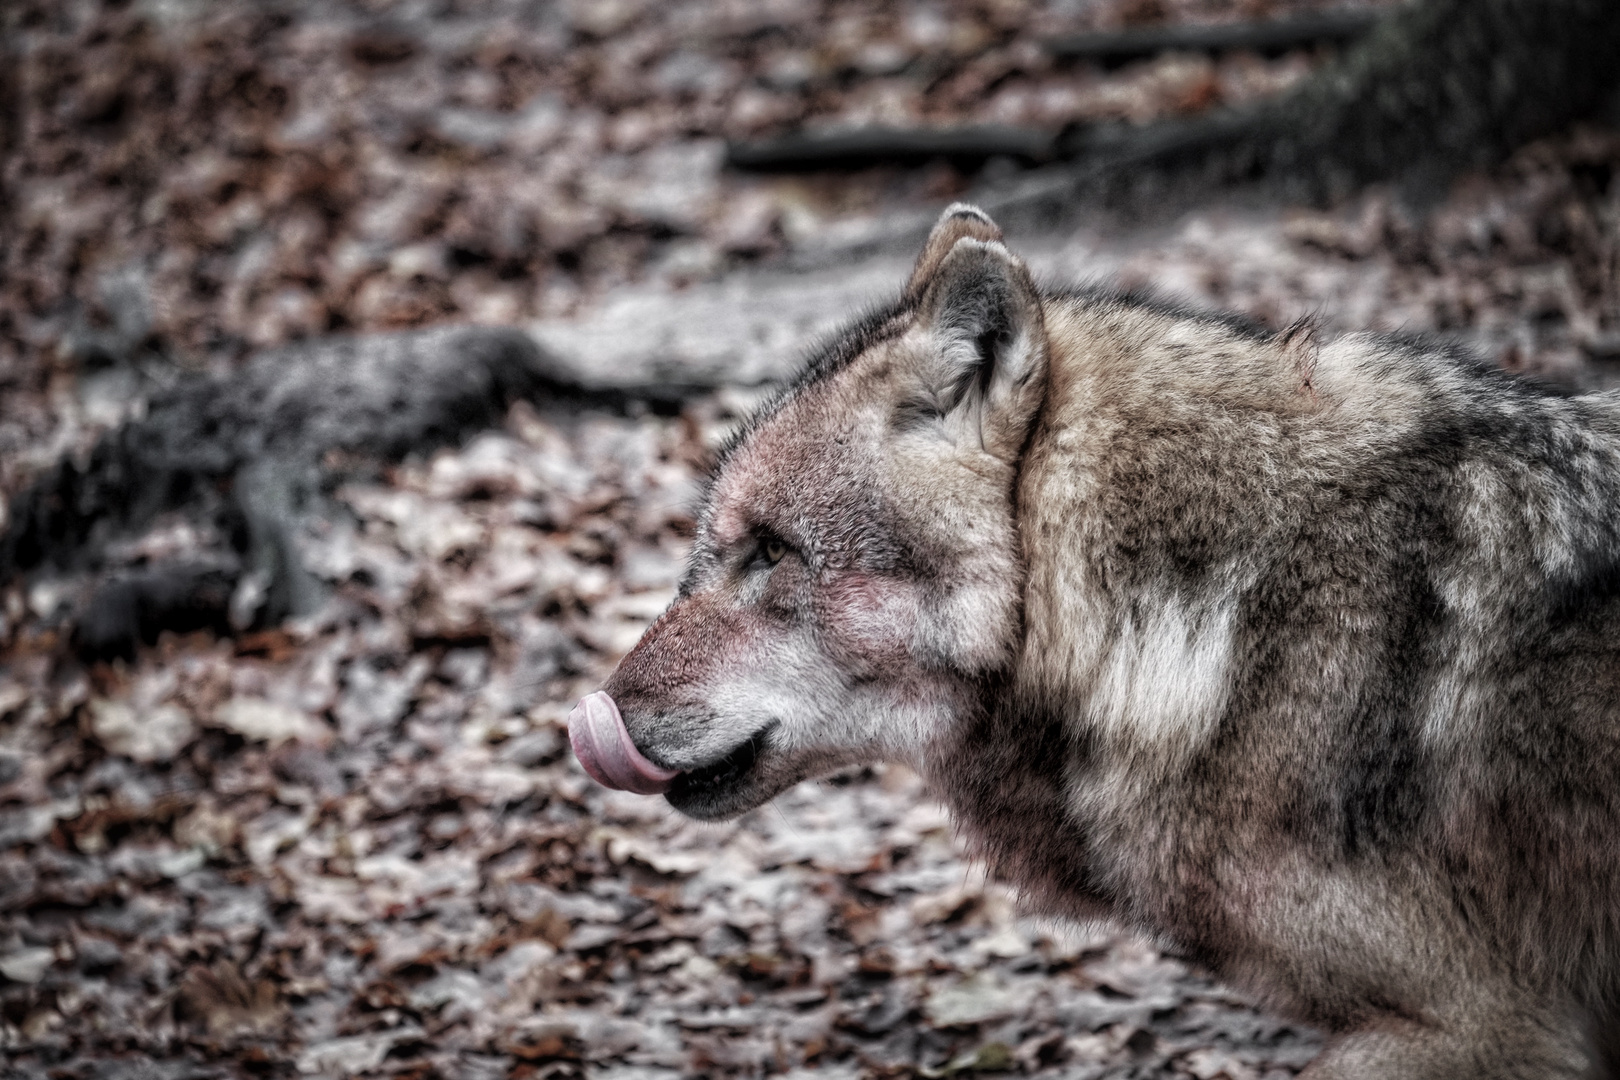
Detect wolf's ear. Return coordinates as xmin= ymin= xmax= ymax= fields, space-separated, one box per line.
xmin=911 ymin=234 xmax=1048 ymax=462
xmin=905 ymin=204 xmax=1004 ymax=300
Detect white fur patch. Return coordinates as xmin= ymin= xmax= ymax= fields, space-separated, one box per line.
xmin=1088 ymin=593 xmax=1237 ymax=756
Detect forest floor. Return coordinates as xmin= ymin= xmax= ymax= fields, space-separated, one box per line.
xmin=1 ymin=1 xmax=1618 ymax=1078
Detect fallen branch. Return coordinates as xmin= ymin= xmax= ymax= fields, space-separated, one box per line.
xmin=726 ymin=124 xmax=1054 ymax=172
xmin=1046 ymin=9 xmax=1381 ymax=65
xmin=724 ymin=12 xmax=1385 ymax=175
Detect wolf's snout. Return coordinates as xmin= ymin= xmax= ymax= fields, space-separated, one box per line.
xmin=567 ymin=691 xmax=680 ymax=795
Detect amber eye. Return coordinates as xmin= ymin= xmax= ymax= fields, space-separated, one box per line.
xmin=763 ymin=538 xmax=787 ymax=564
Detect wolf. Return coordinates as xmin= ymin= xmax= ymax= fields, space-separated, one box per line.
xmin=568 ymin=203 xmax=1620 ymax=1077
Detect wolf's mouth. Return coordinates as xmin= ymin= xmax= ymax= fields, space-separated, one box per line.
xmin=568 ymin=690 xmax=783 ymax=818
xmin=667 ymin=723 xmax=775 ymax=804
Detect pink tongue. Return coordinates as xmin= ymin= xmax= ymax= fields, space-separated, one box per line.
xmin=567 ymin=691 xmax=679 ymax=795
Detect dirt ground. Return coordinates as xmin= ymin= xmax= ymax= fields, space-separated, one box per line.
xmin=1 ymin=1 xmax=1617 ymax=1078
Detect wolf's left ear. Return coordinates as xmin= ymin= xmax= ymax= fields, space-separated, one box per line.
xmin=912 ymin=234 xmax=1048 ymax=462
xmin=906 ymin=204 xmax=1004 ymax=299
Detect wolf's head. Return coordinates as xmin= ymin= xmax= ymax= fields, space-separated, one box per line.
xmin=570 ymin=205 xmax=1050 ymax=819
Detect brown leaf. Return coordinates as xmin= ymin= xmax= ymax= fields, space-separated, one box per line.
xmin=177 ymin=960 xmax=285 ymax=1039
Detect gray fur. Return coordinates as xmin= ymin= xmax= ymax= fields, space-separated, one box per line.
xmin=602 ymin=205 xmax=1620 ymax=1077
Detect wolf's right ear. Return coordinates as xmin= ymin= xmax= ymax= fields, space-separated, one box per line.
xmin=911 ymin=234 xmax=1048 ymax=463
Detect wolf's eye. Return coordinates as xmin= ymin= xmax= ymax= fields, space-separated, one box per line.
xmin=763 ymin=538 xmax=787 ymax=564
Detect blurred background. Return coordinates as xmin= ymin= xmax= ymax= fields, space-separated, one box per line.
xmin=0 ymin=0 xmax=1616 ymax=1077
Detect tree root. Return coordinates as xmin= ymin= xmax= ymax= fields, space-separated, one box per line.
xmin=1 ymin=326 xmax=712 ymax=660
